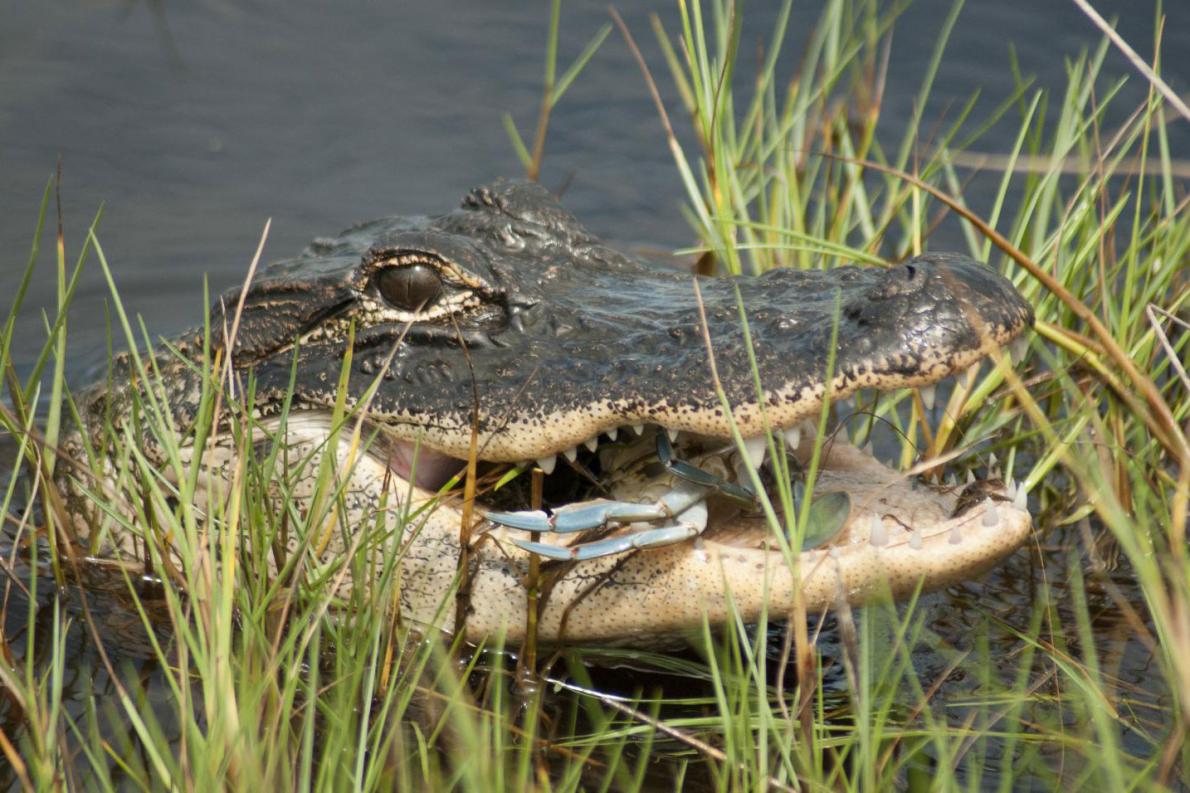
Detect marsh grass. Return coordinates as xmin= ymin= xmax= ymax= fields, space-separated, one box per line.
xmin=2 ymin=0 xmax=1188 ymax=790
xmin=627 ymin=0 xmax=1188 ymax=787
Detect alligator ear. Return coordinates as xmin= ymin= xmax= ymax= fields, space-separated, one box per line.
xmin=462 ymin=178 xmax=553 ymax=214
xmin=461 ymin=179 xmax=595 ymax=245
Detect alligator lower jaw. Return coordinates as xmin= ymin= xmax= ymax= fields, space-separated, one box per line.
xmin=491 ymin=437 xmax=1028 ymax=644
xmin=163 ymin=410 xmax=1033 ymax=645
xmin=344 ymin=416 xmax=1031 ymax=645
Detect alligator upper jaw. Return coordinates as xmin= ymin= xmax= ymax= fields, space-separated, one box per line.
xmin=376 ymin=331 xmax=1031 ymax=485
xmin=236 ymin=250 xmax=1035 ymax=466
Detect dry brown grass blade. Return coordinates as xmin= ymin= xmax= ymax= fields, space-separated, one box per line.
xmin=1070 ymin=0 xmax=1190 ymax=125
xmin=609 ymin=8 xmax=685 ymax=184
xmin=1146 ymin=304 xmax=1190 ymax=396
xmin=0 ymin=724 xmax=32 ymax=792
xmin=450 ymin=314 xmax=483 ymax=640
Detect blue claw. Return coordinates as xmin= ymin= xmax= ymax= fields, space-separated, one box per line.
xmin=485 ymin=500 xmax=671 ymax=534
xmin=656 ymin=428 xmax=755 ymax=503
xmin=481 ymin=509 xmax=552 ymax=532
xmin=551 ymin=501 xmax=669 ymax=532
xmin=491 ymin=432 xmax=755 ymax=560
xmin=510 ymin=538 xmax=581 ymax=560
xmin=513 ymin=523 xmax=702 ymax=561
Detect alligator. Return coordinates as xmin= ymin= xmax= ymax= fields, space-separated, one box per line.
xmin=63 ymin=179 xmax=1035 ymax=646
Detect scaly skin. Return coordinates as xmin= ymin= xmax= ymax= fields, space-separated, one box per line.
xmin=61 ymin=180 xmax=1035 ymax=645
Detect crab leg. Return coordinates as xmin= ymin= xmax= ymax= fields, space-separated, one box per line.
xmin=484 ymin=478 xmax=710 ymax=534
xmin=514 ymin=525 xmax=698 ymax=561
xmin=485 ymin=429 xmax=768 ymax=560
xmin=655 ymin=429 xmax=754 ymax=503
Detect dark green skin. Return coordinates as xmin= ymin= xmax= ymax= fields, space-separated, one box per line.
xmin=83 ymin=179 xmax=1033 ymax=467
xmin=63 ymin=180 xmax=1038 ymax=645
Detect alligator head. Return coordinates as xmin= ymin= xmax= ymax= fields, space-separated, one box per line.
xmin=68 ymin=179 xmax=1034 ymax=646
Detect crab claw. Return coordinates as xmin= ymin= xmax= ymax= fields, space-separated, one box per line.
xmin=512 ymin=522 xmax=703 ymax=561
xmin=512 ymin=501 xmax=711 ymax=561
xmin=484 ymin=500 xmax=672 ymax=534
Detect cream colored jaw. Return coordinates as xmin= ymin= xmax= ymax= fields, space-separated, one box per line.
xmin=178 ymin=403 xmax=1031 ymax=645
xmin=461 ymin=436 xmax=1032 ymax=643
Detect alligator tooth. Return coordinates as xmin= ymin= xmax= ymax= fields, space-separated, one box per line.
xmin=1013 ymin=484 xmax=1028 ymax=511
xmin=605 ymin=428 xmax=618 ymax=441
xmin=949 ymin=525 xmax=963 ymax=544
xmin=920 ymin=384 xmax=937 ymax=411
xmin=909 ymin=528 xmax=923 ymax=550
xmin=981 ymin=499 xmax=1000 ymax=528
xmin=583 ymin=437 xmax=599 ymax=453
xmin=632 ymin=423 xmax=644 ymax=435
xmin=536 ymin=455 xmax=557 ymax=475
xmin=667 ymin=427 xmax=679 ymax=443
xmin=966 ymin=470 xmax=976 ymax=485
xmin=742 ymin=435 xmax=767 ymax=468
xmin=784 ymin=425 xmax=802 ymax=450
xmin=946 ymin=473 xmax=958 ymax=487
xmin=868 ymin=514 xmax=887 ymax=547
xmin=563 ymin=446 xmax=578 ymax=463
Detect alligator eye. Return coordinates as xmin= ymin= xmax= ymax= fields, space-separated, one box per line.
xmin=375 ymin=264 xmax=444 ymax=311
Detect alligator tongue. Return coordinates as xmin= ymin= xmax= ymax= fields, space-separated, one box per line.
xmin=387 ymin=440 xmax=466 ymax=491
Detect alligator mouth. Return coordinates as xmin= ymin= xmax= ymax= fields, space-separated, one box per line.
xmin=267 ymin=381 xmax=1031 ymax=643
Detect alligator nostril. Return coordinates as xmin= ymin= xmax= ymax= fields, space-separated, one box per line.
xmin=868 ymin=261 xmax=927 ymax=301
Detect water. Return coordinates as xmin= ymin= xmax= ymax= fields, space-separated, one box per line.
xmin=2 ymin=0 xmax=1186 ymax=373
xmin=1 ymin=0 xmax=1186 ymax=787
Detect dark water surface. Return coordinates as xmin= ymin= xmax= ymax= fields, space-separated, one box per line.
xmin=2 ymin=0 xmax=1186 ymax=373
xmin=1 ymin=0 xmax=1186 ymax=787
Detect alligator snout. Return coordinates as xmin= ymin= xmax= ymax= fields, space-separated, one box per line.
xmin=839 ymin=254 xmax=1032 ymax=344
